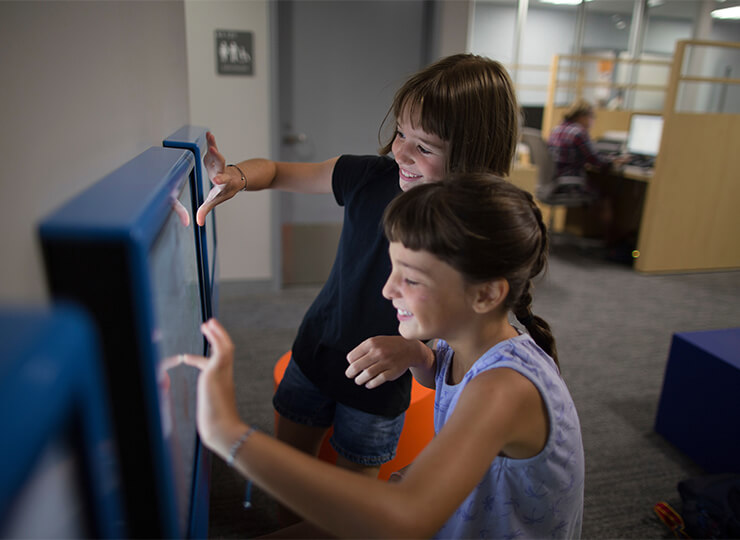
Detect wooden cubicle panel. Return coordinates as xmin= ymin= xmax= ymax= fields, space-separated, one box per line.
xmin=635 ymin=39 xmax=740 ymax=274
xmin=635 ymin=113 xmax=740 ymax=273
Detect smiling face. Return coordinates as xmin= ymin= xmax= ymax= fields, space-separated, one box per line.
xmin=382 ymin=241 xmax=476 ymax=343
xmin=391 ymin=111 xmax=449 ymax=192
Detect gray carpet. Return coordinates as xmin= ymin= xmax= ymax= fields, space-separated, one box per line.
xmin=208 ymin=243 xmax=740 ymax=538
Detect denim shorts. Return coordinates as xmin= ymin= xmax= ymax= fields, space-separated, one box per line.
xmin=272 ymin=357 xmax=405 ymax=466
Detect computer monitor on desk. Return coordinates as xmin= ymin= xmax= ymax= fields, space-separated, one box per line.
xmin=626 ymin=114 xmax=664 ymax=162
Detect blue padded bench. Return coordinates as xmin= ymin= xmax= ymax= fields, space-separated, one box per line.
xmin=654 ymin=327 xmax=740 ymax=474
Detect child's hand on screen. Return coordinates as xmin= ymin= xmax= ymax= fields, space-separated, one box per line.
xmin=204 ymin=132 xmax=226 ymax=181
xmin=181 ymin=318 xmax=244 ymax=457
xmin=196 ymin=132 xmax=234 ymax=227
xmin=196 ymin=182 xmax=229 ymax=227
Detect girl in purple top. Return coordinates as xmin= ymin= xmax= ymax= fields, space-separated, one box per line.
xmin=183 ymin=174 xmax=584 ymax=538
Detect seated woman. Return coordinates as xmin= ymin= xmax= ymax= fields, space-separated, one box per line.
xmin=548 ymin=98 xmax=625 ymax=185
xmin=548 ymin=99 xmax=633 ymax=252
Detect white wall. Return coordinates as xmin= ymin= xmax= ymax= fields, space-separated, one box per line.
xmin=436 ymin=0 xmax=474 ymax=59
xmin=0 ymin=0 xmax=190 ymax=304
xmin=184 ymin=0 xmax=272 ymax=282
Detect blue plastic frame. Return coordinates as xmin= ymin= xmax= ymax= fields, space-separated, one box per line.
xmin=38 ymin=147 xmax=209 ymax=538
xmin=0 ymin=305 xmax=125 ymax=538
xmin=163 ymin=125 xmax=219 ymax=319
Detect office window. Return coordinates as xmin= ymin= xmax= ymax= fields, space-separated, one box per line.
xmin=644 ymin=1 xmax=695 ymax=55
xmin=583 ymin=0 xmax=633 ymax=53
xmin=676 ymin=41 xmax=740 ymax=114
xmin=471 ymin=0 xmax=581 ymax=107
xmin=471 ymin=0 xmax=737 ymax=114
xmin=520 ymin=3 xmax=580 ymax=106
xmin=580 ymin=0 xmax=632 ymax=107
xmin=627 ymin=0 xmax=694 ymax=111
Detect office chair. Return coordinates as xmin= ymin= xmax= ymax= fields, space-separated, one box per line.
xmin=519 ymin=127 xmax=596 ymax=233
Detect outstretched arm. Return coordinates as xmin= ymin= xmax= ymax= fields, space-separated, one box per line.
xmin=196 ymin=132 xmax=338 ymax=226
xmin=345 ymin=336 xmax=437 ymax=389
xmin=183 ymin=320 xmax=543 ymax=538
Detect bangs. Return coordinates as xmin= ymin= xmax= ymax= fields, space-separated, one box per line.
xmin=385 ymin=184 xmax=447 ymax=252
xmin=394 ymin=82 xmax=451 ymax=144
xmin=383 ymin=182 xmax=483 ymax=268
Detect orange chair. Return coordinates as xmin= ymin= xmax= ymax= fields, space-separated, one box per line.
xmin=273 ymin=351 xmax=435 ymax=480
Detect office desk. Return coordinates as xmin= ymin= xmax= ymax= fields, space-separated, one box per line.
xmin=619 ymin=165 xmax=653 ymax=183
xmin=564 ymin=166 xmax=652 ymax=247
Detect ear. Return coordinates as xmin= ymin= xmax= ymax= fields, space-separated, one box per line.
xmin=471 ymin=278 xmax=509 ymax=314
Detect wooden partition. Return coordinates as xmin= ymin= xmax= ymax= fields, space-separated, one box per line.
xmin=635 ymin=40 xmax=740 ymax=273
xmin=542 ymin=53 xmax=671 ymax=138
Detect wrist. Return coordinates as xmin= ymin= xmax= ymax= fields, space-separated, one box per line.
xmin=226 ymin=424 xmax=257 ymax=467
xmin=227 ymin=163 xmax=248 ymax=191
xmin=414 ymin=339 xmax=436 ymax=370
xmin=209 ymin=420 xmax=250 ymax=461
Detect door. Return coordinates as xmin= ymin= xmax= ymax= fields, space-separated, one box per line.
xmin=275 ymin=0 xmax=430 ymax=285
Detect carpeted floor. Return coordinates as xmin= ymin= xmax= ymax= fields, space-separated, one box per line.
xmin=208 ymin=243 xmax=740 ymax=538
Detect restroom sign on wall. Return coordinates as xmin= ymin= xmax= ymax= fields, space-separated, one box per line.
xmin=215 ymin=30 xmax=253 ymax=76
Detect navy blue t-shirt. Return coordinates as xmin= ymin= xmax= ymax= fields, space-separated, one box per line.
xmin=291 ymin=154 xmax=412 ymax=417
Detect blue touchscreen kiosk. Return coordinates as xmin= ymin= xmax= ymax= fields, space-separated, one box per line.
xmin=0 ymin=305 xmax=125 ymax=538
xmin=164 ymin=125 xmax=219 ymax=319
xmin=39 ymin=147 xmax=210 ymax=538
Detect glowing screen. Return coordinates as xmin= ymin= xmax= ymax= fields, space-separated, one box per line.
xmin=626 ymin=115 xmax=664 ymax=157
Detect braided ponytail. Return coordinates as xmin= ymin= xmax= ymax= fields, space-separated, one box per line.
xmin=515 ymin=289 xmax=559 ymax=369
xmin=514 ymin=197 xmax=559 ymax=368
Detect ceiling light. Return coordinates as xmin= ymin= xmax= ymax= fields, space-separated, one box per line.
xmin=539 ymin=0 xmax=582 ymax=5
xmin=711 ymin=5 xmax=740 ymax=18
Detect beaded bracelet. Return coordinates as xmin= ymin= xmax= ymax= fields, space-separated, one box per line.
xmin=227 ymin=163 xmax=248 ymax=191
xmin=227 ymin=426 xmax=257 ymax=467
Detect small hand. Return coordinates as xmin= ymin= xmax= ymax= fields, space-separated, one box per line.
xmin=196 ymin=132 xmax=239 ymax=227
xmin=345 ymin=336 xmax=420 ymax=389
xmin=204 ymin=132 xmax=226 ymax=182
xmin=196 ymin=180 xmax=230 ymax=227
xmin=180 ymin=319 xmax=244 ymax=455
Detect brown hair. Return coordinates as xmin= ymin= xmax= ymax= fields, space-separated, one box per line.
xmin=378 ymin=54 xmax=519 ymax=177
xmin=383 ymin=174 xmax=558 ymax=367
xmin=563 ymin=98 xmax=594 ymax=122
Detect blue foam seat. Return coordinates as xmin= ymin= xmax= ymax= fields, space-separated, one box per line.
xmin=654 ymin=327 xmax=740 ymax=474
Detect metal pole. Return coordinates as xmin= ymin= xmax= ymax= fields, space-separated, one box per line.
xmin=512 ymin=0 xmax=529 ymax=86
xmin=626 ymin=0 xmax=648 ymax=109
